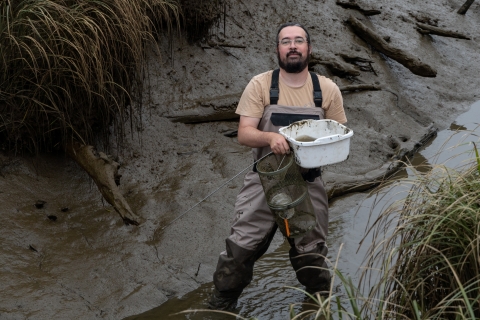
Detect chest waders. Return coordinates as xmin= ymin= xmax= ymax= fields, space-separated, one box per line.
xmin=209 ymin=70 xmax=331 ymax=311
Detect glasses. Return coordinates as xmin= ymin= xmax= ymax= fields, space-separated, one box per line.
xmin=279 ymin=38 xmax=308 ymax=46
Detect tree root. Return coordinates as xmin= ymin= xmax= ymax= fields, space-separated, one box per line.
xmin=415 ymin=22 xmax=471 ymax=40
xmin=66 ymin=140 xmax=140 ymax=226
xmin=346 ymin=15 xmax=437 ymax=77
xmin=335 ymin=0 xmax=381 ymax=16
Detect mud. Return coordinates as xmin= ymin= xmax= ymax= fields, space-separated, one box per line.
xmin=122 ymin=99 xmax=480 ymax=318
xmin=1 ymin=0 xmax=480 ymax=319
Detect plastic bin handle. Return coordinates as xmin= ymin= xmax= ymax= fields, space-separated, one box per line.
xmin=313 ymin=134 xmax=342 ymax=143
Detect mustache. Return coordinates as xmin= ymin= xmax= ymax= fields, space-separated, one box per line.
xmin=287 ymin=50 xmax=301 ymax=57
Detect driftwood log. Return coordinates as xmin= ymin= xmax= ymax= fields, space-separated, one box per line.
xmin=339 ymin=84 xmax=382 ymax=92
xmin=165 ymin=92 xmax=241 ymax=123
xmin=66 ymin=140 xmax=140 ymax=225
xmin=335 ymin=0 xmax=381 ymax=16
xmin=409 ymin=12 xmax=439 ymax=26
xmin=416 ymin=22 xmax=471 ymax=40
xmin=338 ymin=53 xmax=377 ymax=74
xmin=309 ymin=52 xmax=361 ymax=77
xmin=346 ymin=15 xmax=437 ymax=77
xmin=338 ymin=53 xmax=374 ymax=64
xmin=167 ymin=83 xmax=385 ymax=124
xmin=325 ymin=125 xmax=438 ymax=199
xmin=457 ymin=0 xmax=476 ymax=14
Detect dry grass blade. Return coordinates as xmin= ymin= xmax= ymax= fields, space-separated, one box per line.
xmin=0 ymin=0 xmax=182 ymax=153
xmin=361 ymin=150 xmax=480 ymax=319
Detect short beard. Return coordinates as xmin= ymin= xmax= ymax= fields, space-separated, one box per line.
xmin=277 ymin=51 xmax=310 ymax=73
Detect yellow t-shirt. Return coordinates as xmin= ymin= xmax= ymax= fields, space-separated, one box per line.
xmin=235 ymin=70 xmax=347 ymax=124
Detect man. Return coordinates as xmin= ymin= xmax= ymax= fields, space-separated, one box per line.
xmin=209 ymin=22 xmax=347 ymax=310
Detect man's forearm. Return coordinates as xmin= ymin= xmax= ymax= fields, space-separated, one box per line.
xmin=238 ymin=126 xmax=291 ymax=155
xmin=237 ymin=126 xmax=275 ymax=148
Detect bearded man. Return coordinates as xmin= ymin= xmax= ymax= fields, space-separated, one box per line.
xmin=208 ymin=22 xmax=347 ymax=311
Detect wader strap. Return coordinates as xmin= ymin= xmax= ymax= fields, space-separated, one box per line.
xmin=270 ymin=69 xmax=280 ymax=105
xmin=269 ymin=69 xmax=323 ymax=108
xmin=309 ymin=71 xmax=323 ymax=108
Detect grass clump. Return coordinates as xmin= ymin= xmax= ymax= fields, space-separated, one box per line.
xmin=0 ymin=0 xmax=184 ymax=153
xmin=362 ymin=148 xmax=480 ymax=319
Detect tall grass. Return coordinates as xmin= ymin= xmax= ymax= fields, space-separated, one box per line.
xmin=0 ymin=0 xmax=180 ymax=153
xmin=360 ymin=146 xmax=480 ymax=319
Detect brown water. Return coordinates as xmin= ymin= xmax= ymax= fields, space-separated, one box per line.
xmin=294 ymin=135 xmax=317 ymax=142
xmin=126 ymin=101 xmax=480 ymax=320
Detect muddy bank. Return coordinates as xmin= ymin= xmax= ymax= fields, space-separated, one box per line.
xmin=1 ymin=0 xmax=480 ymax=319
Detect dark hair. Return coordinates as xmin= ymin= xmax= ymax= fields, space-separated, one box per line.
xmin=276 ymin=22 xmax=311 ymax=44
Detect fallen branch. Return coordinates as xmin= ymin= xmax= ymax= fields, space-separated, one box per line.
xmin=66 ymin=140 xmax=140 ymax=225
xmin=338 ymin=53 xmax=377 ymax=74
xmin=457 ymin=0 xmax=476 ymax=14
xmin=213 ymin=45 xmax=240 ymax=59
xmin=335 ymin=0 xmax=381 ymax=16
xmin=310 ymin=53 xmax=360 ymax=77
xmin=346 ymin=15 xmax=437 ymax=77
xmin=415 ymin=22 xmax=471 ymax=40
xmin=338 ymin=53 xmax=374 ymax=64
xmin=165 ymin=92 xmax=241 ymax=123
xmin=339 ymin=84 xmax=382 ymax=92
xmin=325 ymin=125 xmax=438 ymax=199
xmin=409 ymin=12 xmax=439 ymax=26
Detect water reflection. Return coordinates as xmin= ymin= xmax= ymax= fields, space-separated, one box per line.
xmin=420 ymin=101 xmax=480 ymax=168
xmin=408 ymin=151 xmax=433 ymax=174
xmin=450 ymin=123 xmax=467 ymax=131
xmin=126 ymin=101 xmax=480 ymax=320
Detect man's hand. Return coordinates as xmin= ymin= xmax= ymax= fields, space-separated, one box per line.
xmin=268 ymin=132 xmax=290 ymax=155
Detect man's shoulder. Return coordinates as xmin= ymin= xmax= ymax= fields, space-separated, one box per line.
xmin=313 ymin=73 xmax=337 ymax=87
xmin=250 ymin=70 xmax=275 ymax=83
xmin=314 ymin=74 xmax=341 ymax=93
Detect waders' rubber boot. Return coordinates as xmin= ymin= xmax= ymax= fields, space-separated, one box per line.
xmin=305 ymin=268 xmax=331 ymax=296
xmin=212 ymin=228 xmax=277 ymax=294
xmin=289 ymin=243 xmax=331 ymax=296
xmin=210 ymin=227 xmax=278 ymax=310
xmin=207 ymin=288 xmax=239 ymax=311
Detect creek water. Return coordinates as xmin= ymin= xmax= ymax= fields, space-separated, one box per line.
xmin=125 ymin=101 xmax=480 ymax=320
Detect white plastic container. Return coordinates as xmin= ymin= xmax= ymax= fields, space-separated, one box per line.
xmin=279 ymin=119 xmax=353 ymax=168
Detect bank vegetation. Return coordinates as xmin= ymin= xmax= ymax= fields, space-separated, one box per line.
xmin=0 ymin=0 xmax=223 ymax=224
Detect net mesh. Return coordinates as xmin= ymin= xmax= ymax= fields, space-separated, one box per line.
xmin=256 ymin=153 xmax=316 ymax=238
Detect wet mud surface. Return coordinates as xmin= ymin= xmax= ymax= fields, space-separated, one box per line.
xmin=127 ymin=101 xmax=480 ymax=319
xmin=1 ymin=0 xmax=480 ymax=319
